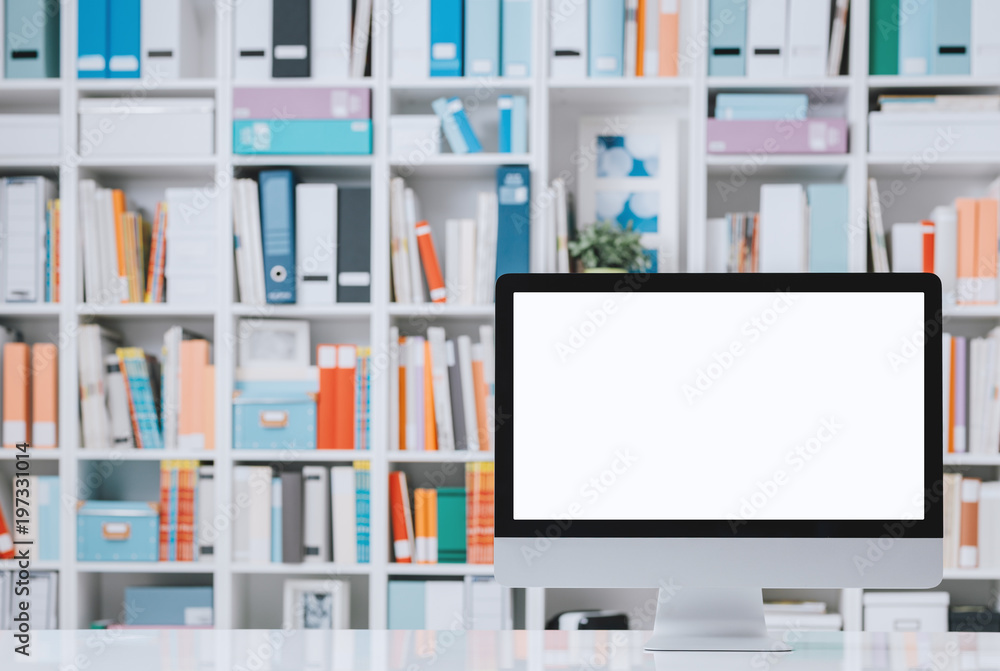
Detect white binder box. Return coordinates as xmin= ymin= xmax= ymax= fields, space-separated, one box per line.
xmin=863 ymin=591 xmax=949 ymax=632
xmin=0 ymin=115 xmax=60 ymax=157
xmin=78 ymin=97 xmax=215 ymax=156
xmin=869 ymin=111 xmax=1000 ymax=155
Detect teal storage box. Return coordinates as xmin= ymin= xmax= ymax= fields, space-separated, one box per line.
xmin=124 ymin=586 xmax=214 ymax=626
xmin=233 ymin=379 xmax=318 ymax=449
xmin=77 ymin=501 xmax=159 ymax=562
xmin=233 ymin=119 xmax=373 ymax=155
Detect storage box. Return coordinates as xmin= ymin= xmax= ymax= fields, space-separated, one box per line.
xmin=706 ymin=118 xmax=848 ymax=154
xmin=124 ymin=586 xmax=213 ymax=626
xmin=233 ymin=87 xmax=371 ymax=120
xmin=0 ymin=115 xmax=60 ymax=157
xmin=233 ymin=379 xmax=318 ymax=449
xmin=390 ymin=115 xmax=443 ymax=161
xmin=78 ymin=98 xmax=215 ymax=156
xmin=77 ymin=501 xmax=159 ymax=562
xmin=232 ymin=119 xmax=372 ymax=155
xmin=950 ymin=606 xmax=1000 ymax=632
xmin=863 ymin=591 xmax=950 ymax=632
xmin=869 ymin=112 xmax=1000 ymax=155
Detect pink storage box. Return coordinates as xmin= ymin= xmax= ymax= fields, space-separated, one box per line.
xmin=233 ymin=87 xmax=371 ymax=120
xmin=707 ymin=118 xmax=848 ymax=154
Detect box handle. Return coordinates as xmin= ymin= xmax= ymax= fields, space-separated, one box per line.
xmin=893 ymin=618 xmax=921 ymax=631
xmin=102 ymin=522 xmax=131 ymax=541
xmin=259 ymin=410 xmax=289 ymax=429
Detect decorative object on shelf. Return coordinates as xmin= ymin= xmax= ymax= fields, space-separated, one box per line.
xmin=569 ymin=220 xmax=650 ymax=273
xmin=282 ymin=579 xmax=350 ymax=629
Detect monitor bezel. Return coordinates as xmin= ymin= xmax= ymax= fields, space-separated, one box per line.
xmin=494 ymin=272 xmax=943 ymax=539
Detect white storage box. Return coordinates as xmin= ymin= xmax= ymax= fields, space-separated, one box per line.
xmin=78 ymin=98 xmax=215 ymax=157
xmin=390 ymin=115 xmax=442 ymax=161
xmin=869 ymin=112 xmax=1000 ymax=155
xmin=863 ymin=591 xmax=949 ymax=632
xmin=0 ymin=115 xmax=60 ymax=157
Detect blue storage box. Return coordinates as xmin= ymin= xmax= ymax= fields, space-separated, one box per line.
xmin=77 ymin=500 xmax=159 ymax=562
xmin=124 ymin=586 xmax=214 ymax=626
xmin=233 ymin=379 xmax=317 ymax=450
xmin=232 ymin=119 xmax=373 ymax=155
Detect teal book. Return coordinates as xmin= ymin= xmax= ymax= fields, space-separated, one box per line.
xmin=870 ymin=0 xmax=899 ymax=75
xmin=807 ymin=184 xmax=849 ymax=272
xmin=437 ymin=487 xmax=466 ymax=563
xmin=388 ymin=581 xmax=425 ymax=629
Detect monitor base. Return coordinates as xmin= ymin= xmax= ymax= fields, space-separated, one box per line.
xmin=644 ymin=587 xmax=793 ymax=652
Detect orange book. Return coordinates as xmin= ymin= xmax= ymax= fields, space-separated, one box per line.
xmin=466 ymin=463 xmax=477 ymax=563
xmin=658 ymin=0 xmax=680 ymax=77
xmin=426 ymin=488 xmax=438 ymax=564
xmin=335 ymin=345 xmax=357 ymax=449
xmin=960 ymin=478 xmax=982 ymax=568
xmin=3 ymin=342 xmax=31 ymax=448
xmin=921 ymin=221 xmax=935 ymax=274
xmin=112 ymin=189 xmax=128 ymax=302
xmin=178 ymin=461 xmax=197 ymax=561
xmin=415 ymin=488 xmax=429 ymax=563
xmin=471 ymin=344 xmax=489 ymax=452
xmin=398 ymin=337 xmax=407 ymax=451
xmin=480 ymin=463 xmax=494 ymax=564
xmin=423 ymin=340 xmax=437 ymax=450
xmin=636 ymin=0 xmax=646 ymax=76
xmin=389 ymin=471 xmax=414 ymax=563
xmin=976 ymin=198 xmax=998 ymax=303
xmin=159 ymin=460 xmax=173 ymax=561
xmin=203 ymin=365 xmax=215 ymax=450
xmin=31 ymin=344 xmax=57 ymax=448
xmin=956 ymin=198 xmax=978 ymax=305
xmin=415 ymin=221 xmax=447 ymax=303
xmin=948 ymin=337 xmax=957 ymax=453
xmin=179 ymin=340 xmax=209 ymax=450
xmin=317 ymin=345 xmax=338 ymax=449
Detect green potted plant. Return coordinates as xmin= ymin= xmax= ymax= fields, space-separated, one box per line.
xmin=568 ymin=221 xmax=651 ymax=273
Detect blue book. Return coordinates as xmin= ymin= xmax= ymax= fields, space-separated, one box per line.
xmin=899 ymin=0 xmax=934 ymax=75
xmin=271 ymin=477 xmax=283 ymax=563
xmin=355 ymin=466 xmax=370 ymax=563
xmin=232 ymin=120 xmax=372 ymax=155
xmin=388 ymin=581 xmax=425 ymax=629
xmin=431 ymin=97 xmax=469 ymax=153
xmin=465 ymin=0 xmax=499 ymax=76
xmin=36 ymin=476 xmax=59 ymax=561
xmin=431 ymin=0 xmax=463 ymax=76
xmin=510 ymin=95 xmax=527 ymax=154
xmin=108 ymin=0 xmax=140 ymax=78
xmin=124 ymin=587 xmax=213 ymax=626
xmin=501 ymin=0 xmax=532 ymax=77
xmin=496 ymin=165 xmax=531 ymax=281
xmin=933 ymin=0 xmax=970 ymax=75
xmin=498 ymin=95 xmax=513 ymax=152
xmin=448 ymin=98 xmax=483 ymax=153
xmin=258 ymin=170 xmax=296 ymax=304
xmin=807 ymin=184 xmax=849 ymax=272
xmin=708 ymin=0 xmax=747 ymax=76
xmin=5 ymin=0 xmax=60 ymax=78
xmin=589 ymin=0 xmax=625 ymax=77
xmin=77 ymin=0 xmax=109 ymax=78
xmin=714 ymin=94 xmax=809 ymax=120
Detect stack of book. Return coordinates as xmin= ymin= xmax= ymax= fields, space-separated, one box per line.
xmin=943 ymin=474 xmax=1000 ymax=570
xmin=942 ymin=330 xmax=1000 ymax=456
xmin=159 ymin=460 xmax=206 ymax=562
xmin=233 ymin=463 xmax=371 ymax=564
xmin=0 ymin=177 xmax=59 ymax=304
xmin=5 ymin=475 xmax=59 ymax=562
xmin=0 ymin=572 xmax=57 ymax=630
xmin=1 ymin=335 xmax=58 ymax=449
xmin=388 ymin=577 xmax=512 ymax=629
xmin=232 ymin=173 xmax=371 ymax=305
xmin=707 ymin=93 xmax=848 ymax=155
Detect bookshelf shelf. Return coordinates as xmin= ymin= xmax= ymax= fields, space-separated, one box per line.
xmin=231 ymin=450 xmax=371 ymax=463
xmin=75 ymin=562 xmax=216 ymax=574
xmin=76 ymin=78 xmax=219 ymax=93
xmin=0 ymin=157 xmax=61 ymax=169
xmin=0 ymin=78 xmax=62 ymax=91
xmin=705 ymin=154 xmax=850 ymax=180
xmin=231 ymin=563 xmax=373 ymax=575
xmin=390 ymin=153 xmax=534 ymax=177
xmin=943 ymin=454 xmax=1000 ymax=466
xmin=943 ymin=306 xmax=1000 ymax=319
xmin=866 ymin=75 xmax=1000 ymax=90
xmin=231 ymin=304 xmax=373 ymax=319
xmin=390 ymin=77 xmax=533 ymax=93
xmin=388 ymin=451 xmax=494 ymax=463
xmin=707 ymin=76 xmax=852 ymax=90
xmin=866 ymin=155 xmax=1000 ymax=178
xmin=77 ymin=304 xmax=218 ymax=318
xmin=0 ymin=303 xmax=61 ymax=316
xmin=76 ymin=449 xmax=216 ymax=461
xmin=387 ymin=304 xmax=495 ymax=319
xmin=942 ymin=569 xmax=1000 ymax=580
xmin=0 ymin=448 xmax=62 ymax=460
xmin=0 ymin=560 xmax=61 ymax=571
xmin=387 ymin=563 xmax=494 ymax=576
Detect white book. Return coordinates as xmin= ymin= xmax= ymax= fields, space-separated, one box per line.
xmin=759 ymin=184 xmax=807 ymax=272
xmin=303 ymin=465 xmax=330 ymax=562
xmin=445 ymin=218 xmax=462 ymax=303
xmin=98 ymin=188 xmax=127 ymax=303
xmin=231 ymin=179 xmax=251 ymax=304
xmin=248 ymin=466 xmax=272 ymax=562
xmin=944 ymin=473 xmax=962 ymax=568
xmin=165 ymin=187 xmax=216 ymax=306
xmin=475 ymin=191 xmax=498 ymax=304
xmin=624 ymin=0 xmax=639 ymax=77
xmin=389 ymin=178 xmax=412 ymax=303
xmin=979 ymin=481 xmax=1000 ymax=568
xmin=392 ymin=0 xmax=430 ymax=80
xmin=960 ymin=478 xmax=982 ymax=568
xmin=553 ymin=178 xmax=570 ymax=273
xmin=312 ymin=0 xmax=352 ymax=79
xmin=457 ymin=336 xmax=480 ymax=451
xmin=466 ymin=577 xmax=512 ymax=629
xmin=973 ymin=0 xmax=1000 ymax=76
xmin=161 ymin=326 xmax=180 ymax=449
xmin=980 ymin=339 xmax=997 ymax=454
xmin=944 ymin=332 xmax=952 ymax=457
xmin=890 ymin=223 xmax=924 ymax=272
xmin=706 ymin=218 xmax=729 ymax=272
xmin=531 ymin=188 xmax=553 ymax=273
xmin=424 ymin=581 xmax=465 ymax=630
xmin=234 ymin=0 xmax=273 ymax=80
xmin=867 ymin=179 xmax=890 ymax=272
xmin=459 ymin=219 xmax=477 ymax=304
xmin=2 ymin=177 xmax=52 ymax=303
xmin=79 ymin=180 xmax=103 ymax=303
xmin=197 ymin=465 xmax=215 ymax=561
xmin=233 ymin=466 xmax=252 ymax=562
xmin=243 ymin=179 xmax=268 ymax=305
xmin=406 ymin=338 xmax=423 ymax=451
xmin=479 ymin=325 xmax=495 ymax=452
xmin=350 ymin=0 xmax=373 ymax=78
xmin=987 ymin=327 xmax=1000 ymax=455
xmin=746 ymin=0 xmax=788 ymax=78
xmin=330 ymin=466 xmax=357 ymax=564
xmin=296 ymin=184 xmax=338 ymax=305
xmin=105 ymin=354 xmax=134 ymax=449
xmin=389 ymin=326 xmax=400 ymax=451
xmin=427 ymin=327 xmax=456 ymax=451
xmin=549 ymin=0 xmax=588 ymax=80
xmin=642 ymin=0 xmax=660 ymax=76
xmin=141 ymin=0 xmax=201 ymax=79
xmin=404 ymin=188 xmax=425 ymax=303
xmin=932 ymin=205 xmax=958 ymax=306
xmin=969 ymin=339 xmax=982 ymax=454
xmin=79 ymin=325 xmax=119 ymax=449
xmin=786 ymin=0 xmax=829 ymax=78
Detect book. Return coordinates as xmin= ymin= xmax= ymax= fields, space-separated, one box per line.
xmin=389 ymin=471 xmax=415 ymax=563
xmin=416 ymin=221 xmax=447 ymax=303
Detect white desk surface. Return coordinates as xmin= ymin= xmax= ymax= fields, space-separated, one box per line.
xmin=1 ymin=630 xmax=998 ymax=670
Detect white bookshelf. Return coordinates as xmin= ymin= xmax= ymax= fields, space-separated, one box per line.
xmin=0 ymin=0 xmax=995 ymax=633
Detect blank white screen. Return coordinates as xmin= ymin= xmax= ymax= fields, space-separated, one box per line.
xmin=512 ymin=291 xmax=926 ymax=521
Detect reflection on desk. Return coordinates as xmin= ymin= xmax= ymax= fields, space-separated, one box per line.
xmin=1 ymin=629 xmax=999 ymax=670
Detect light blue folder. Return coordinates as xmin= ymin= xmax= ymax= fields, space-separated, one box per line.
xmin=432 ymin=97 xmax=469 ymax=153
xmin=933 ymin=0 xmax=970 ymax=75
xmin=898 ymin=0 xmax=934 ymax=75
xmin=450 ymin=99 xmax=483 ymax=153
xmin=5 ymin=0 xmax=60 ymax=78
xmin=714 ymin=94 xmax=809 ymax=120
xmin=708 ymin=0 xmax=746 ymax=76
xmin=496 ymin=165 xmax=531 ymax=280
xmin=589 ymin=0 xmax=625 ymax=77
xmin=259 ymin=170 xmax=296 ymax=304
xmin=388 ymin=582 xmax=425 ymax=629
xmin=511 ymin=95 xmax=527 ymax=153
xmin=501 ymin=0 xmax=532 ymax=77
xmin=431 ymin=0 xmax=463 ymax=76
xmin=108 ymin=0 xmax=140 ymax=78
xmin=807 ymin=184 xmax=849 ymax=272
xmin=78 ymin=0 xmax=109 ymax=78
xmin=465 ymin=0 xmax=499 ymax=77
xmin=233 ymin=120 xmax=373 ymax=155
xmin=37 ymin=476 xmax=59 ymax=561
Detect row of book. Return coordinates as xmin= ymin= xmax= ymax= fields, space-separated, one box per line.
xmin=78 ymin=324 xmax=215 ymax=450
xmin=705 ymin=184 xmax=849 ymax=273
xmin=0 ymin=177 xmax=59 ymax=304
xmin=233 ymin=463 xmax=371 ymax=564
xmin=426 ymin=95 xmax=528 ymax=155
xmin=232 ymin=174 xmax=371 ymax=306
xmin=389 ymin=465 xmax=495 ymax=565
xmin=943 ymin=332 xmax=1000 ymax=456
xmin=0 ymin=335 xmax=58 ymax=449
xmin=707 ymin=0 xmax=849 ymax=78
xmin=870 ymin=0 xmax=1000 ymax=76
xmin=389 ymin=167 xmax=529 ymax=305
xmin=159 ymin=461 xmax=208 ymax=562
xmin=943 ymin=474 xmax=1000 ymax=570
xmin=390 ymin=326 xmax=495 ymax=452
xmin=0 ymin=572 xmax=58 ymax=631
xmin=0 ymin=476 xmax=59 ymax=562
xmin=79 ymin=182 xmax=215 ymax=307
xmin=706 ymin=93 xmax=848 ymax=155
xmin=388 ymin=577 xmax=511 ymax=630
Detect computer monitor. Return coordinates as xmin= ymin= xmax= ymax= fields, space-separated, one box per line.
xmin=494 ymin=273 xmax=942 ymax=652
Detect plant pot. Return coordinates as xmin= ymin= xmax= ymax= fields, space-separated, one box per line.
xmin=584 ymin=267 xmax=626 ymax=273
